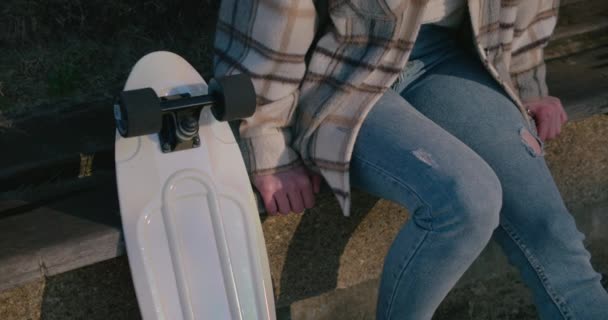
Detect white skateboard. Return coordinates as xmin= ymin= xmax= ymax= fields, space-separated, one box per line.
xmin=114 ymin=51 xmax=275 ymax=320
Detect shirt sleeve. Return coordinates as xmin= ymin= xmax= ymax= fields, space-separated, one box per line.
xmin=509 ymin=0 xmax=560 ymax=102
xmin=212 ymin=0 xmax=317 ymax=176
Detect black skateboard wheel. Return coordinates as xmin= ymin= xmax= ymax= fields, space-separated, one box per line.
xmin=208 ymin=74 xmax=257 ymax=122
xmin=115 ymin=88 xmax=162 ymax=137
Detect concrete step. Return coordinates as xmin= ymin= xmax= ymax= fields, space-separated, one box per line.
xmin=282 ymin=212 xmax=608 ymax=320
xmin=1 ymin=199 xmax=605 ymax=320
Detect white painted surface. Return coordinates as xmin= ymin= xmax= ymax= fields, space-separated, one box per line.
xmin=115 ymin=51 xmax=275 ymax=320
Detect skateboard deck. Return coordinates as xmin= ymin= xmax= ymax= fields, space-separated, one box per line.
xmin=114 ymin=51 xmax=275 ymax=320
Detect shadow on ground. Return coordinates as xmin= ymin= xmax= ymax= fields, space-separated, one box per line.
xmin=276 ymin=192 xmax=377 ymax=306
xmin=40 ymin=257 xmax=140 ymax=320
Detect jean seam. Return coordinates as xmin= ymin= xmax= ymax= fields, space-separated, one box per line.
xmin=385 ymin=230 xmax=431 ymax=320
xmin=352 ymin=153 xmax=434 ymax=229
xmin=500 ymin=218 xmax=573 ymax=319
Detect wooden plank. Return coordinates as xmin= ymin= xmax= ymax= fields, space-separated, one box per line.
xmin=547 ymin=44 xmax=608 ymax=120
xmin=552 ymin=17 xmax=608 ymax=43
xmin=0 ymin=182 xmax=123 ymax=291
xmin=561 ymin=0 xmax=587 ymax=6
xmin=546 ymin=25 xmax=608 ymax=61
xmin=0 ymin=100 xmax=115 ymax=191
xmin=545 ymin=0 xmax=608 ymax=60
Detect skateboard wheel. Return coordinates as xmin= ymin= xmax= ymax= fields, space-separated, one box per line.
xmin=115 ymin=88 xmax=162 ymax=137
xmin=208 ymin=74 xmax=256 ymax=122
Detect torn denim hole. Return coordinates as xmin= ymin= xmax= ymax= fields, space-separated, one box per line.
xmin=413 ymin=148 xmax=438 ymax=167
xmin=519 ymin=127 xmax=545 ymax=157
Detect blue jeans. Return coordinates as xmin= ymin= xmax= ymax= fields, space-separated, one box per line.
xmin=350 ymin=25 xmax=608 ymax=320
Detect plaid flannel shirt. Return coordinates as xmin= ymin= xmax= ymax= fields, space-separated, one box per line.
xmin=213 ymin=0 xmax=560 ymax=216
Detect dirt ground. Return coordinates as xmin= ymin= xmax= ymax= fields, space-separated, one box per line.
xmin=0 ymin=256 xmax=537 ymax=320
xmin=1 ymin=248 xmax=606 ymax=320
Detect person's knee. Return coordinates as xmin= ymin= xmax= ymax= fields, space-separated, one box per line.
xmin=467 ymin=176 xmax=502 ymax=239
xmin=435 ymin=161 xmax=502 ymax=240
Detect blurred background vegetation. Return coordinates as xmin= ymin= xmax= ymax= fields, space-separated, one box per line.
xmin=0 ymin=0 xmax=218 ymax=116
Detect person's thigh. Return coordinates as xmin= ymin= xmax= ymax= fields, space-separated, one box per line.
xmin=349 ymin=88 xmax=504 ymax=319
xmin=349 ymin=88 xmax=500 ymax=224
xmin=400 ymin=49 xmax=608 ymax=319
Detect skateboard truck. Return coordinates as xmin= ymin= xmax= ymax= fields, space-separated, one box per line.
xmin=114 ymin=74 xmax=256 ymax=153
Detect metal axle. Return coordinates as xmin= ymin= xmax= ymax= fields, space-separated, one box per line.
xmin=160 ymin=94 xmax=217 ymax=113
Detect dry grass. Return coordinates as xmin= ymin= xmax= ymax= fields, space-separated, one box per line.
xmin=1 ymin=0 xmax=605 ymax=117
xmin=0 ymin=0 xmax=218 ymax=116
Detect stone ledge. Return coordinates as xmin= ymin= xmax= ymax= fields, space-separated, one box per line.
xmin=277 ymin=199 xmax=608 ymax=320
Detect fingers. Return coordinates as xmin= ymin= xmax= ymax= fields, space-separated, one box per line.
xmin=254 ymin=167 xmax=321 ymax=216
xmin=548 ymin=96 xmax=568 ymax=126
xmin=301 ymin=187 xmax=316 ymax=210
xmin=528 ymin=96 xmax=568 ymax=141
xmin=262 ymin=190 xmax=307 ymax=215
xmin=260 ymin=191 xmax=278 ymax=215
xmin=274 ymin=191 xmax=291 ymax=215
xmin=537 ymin=117 xmax=549 ymax=141
xmin=294 ymin=174 xmax=315 ymax=212
xmin=542 ymin=114 xmax=558 ymax=141
xmin=545 ymin=116 xmax=556 ymax=141
xmin=550 ymin=97 xmax=567 ymax=135
xmin=552 ymin=112 xmax=562 ymax=138
xmin=287 ymin=189 xmax=305 ymax=214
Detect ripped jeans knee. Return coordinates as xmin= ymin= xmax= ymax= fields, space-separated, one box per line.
xmin=520 ymin=126 xmax=544 ymax=157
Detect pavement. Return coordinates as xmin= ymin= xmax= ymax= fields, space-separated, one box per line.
xmin=0 ymin=256 xmax=540 ymax=320
xmin=2 ymin=253 xmax=605 ymax=320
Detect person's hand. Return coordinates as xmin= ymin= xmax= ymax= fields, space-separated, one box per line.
xmin=525 ymin=96 xmax=568 ymax=141
xmin=253 ymin=166 xmax=322 ymax=215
